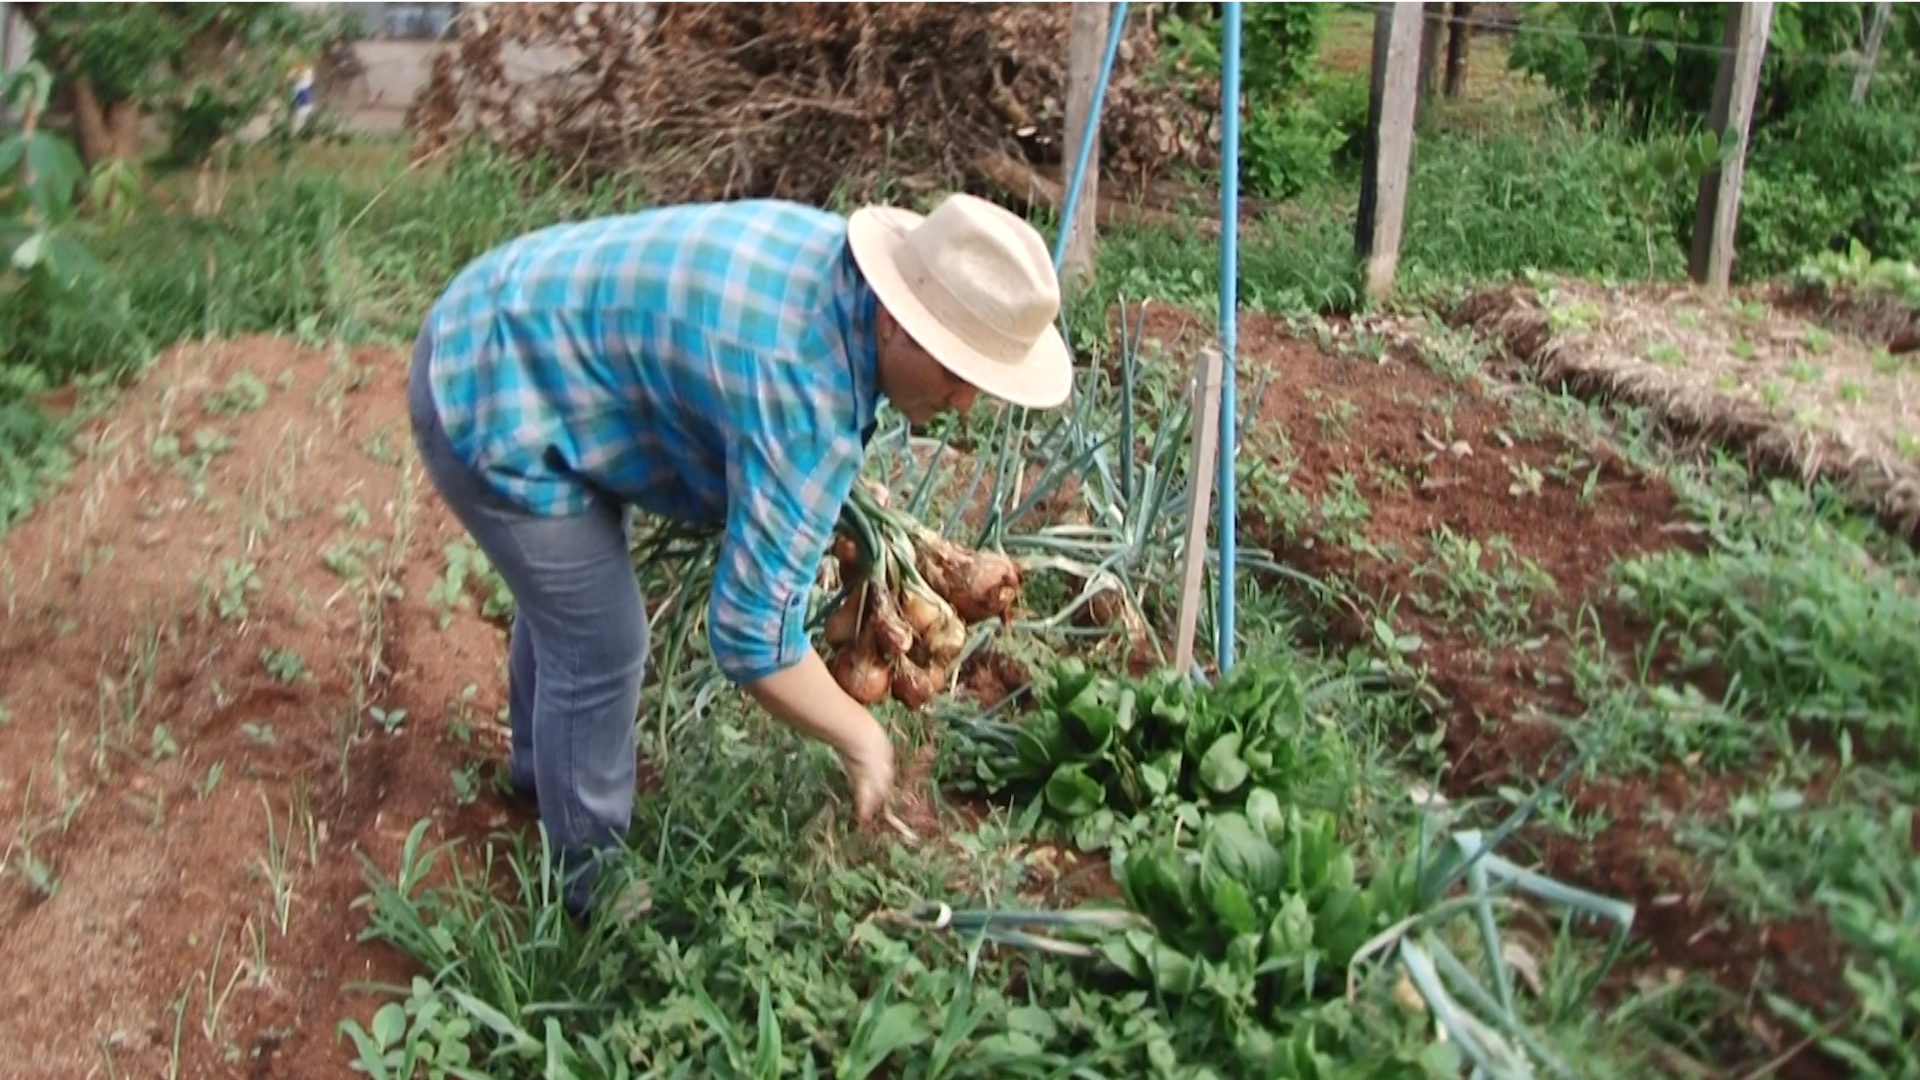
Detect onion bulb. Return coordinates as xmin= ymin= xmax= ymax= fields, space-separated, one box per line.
xmin=831 ymin=533 xmax=860 ymax=571
xmin=867 ymin=588 xmax=916 ymax=661
xmin=899 ymin=586 xmax=946 ymax=639
xmin=924 ymin=607 xmax=965 ymax=665
xmin=890 ymin=656 xmax=939 ymax=709
xmin=915 ymin=537 xmax=1021 ymax=623
xmin=830 ymin=640 xmax=890 ymax=705
xmin=961 ymin=549 xmax=1022 ymax=622
xmin=912 ymin=534 xmax=966 ymax=602
xmin=824 ymin=590 xmax=862 ymax=647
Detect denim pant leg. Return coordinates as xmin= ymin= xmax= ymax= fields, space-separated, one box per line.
xmin=406 ymin=330 xmax=648 ymax=913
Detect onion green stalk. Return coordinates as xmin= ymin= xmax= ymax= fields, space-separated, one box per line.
xmin=876 ymin=900 xmax=1149 ymax=958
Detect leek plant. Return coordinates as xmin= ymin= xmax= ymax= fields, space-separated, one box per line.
xmin=625 ymin=294 xmax=1326 ymax=753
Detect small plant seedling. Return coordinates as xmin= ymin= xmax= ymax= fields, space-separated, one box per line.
xmin=370 ymin=706 xmax=407 ymax=735
xmin=1646 ymin=341 xmax=1687 ymax=368
xmin=1507 ymin=460 xmax=1545 ymax=498
xmin=260 ymin=648 xmax=307 ymax=684
xmin=204 ymin=370 xmax=270 ymax=417
xmin=1786 ymin=360 xmax=1821 ymax=384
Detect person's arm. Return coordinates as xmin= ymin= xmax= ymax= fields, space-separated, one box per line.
xmin=707 ymin=424 xmax=895 ymax=818
xmin=740 ymin=651 xmax=882 ymax=756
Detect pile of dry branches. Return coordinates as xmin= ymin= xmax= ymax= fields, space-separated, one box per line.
xmin=406 ymin=2 xmax=1219 ymax=207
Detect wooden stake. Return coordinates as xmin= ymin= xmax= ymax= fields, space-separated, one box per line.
xmin=1445 ymin=3 xmax=1474 ymax=98
xmin=1356 ymin=3 xmax=1425 ymax=301
xmin=1852 ymin=0 xmax=1891 ymax=104
xmin=1687 ymin=2 xmax=1773 ymax=295
xmin=1062 ymin=2 xmax=1108 ymax=290
xmin=1173 ymin=344 xmax=1225 ymax=678
xmin=1416 ymin=2 xmax=1447 ymax=124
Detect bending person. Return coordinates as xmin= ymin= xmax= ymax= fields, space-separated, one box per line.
xmin=406 ymin=192 xmax=1073 ymax=918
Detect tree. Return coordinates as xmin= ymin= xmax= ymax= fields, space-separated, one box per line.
xmin=17 ymin=3 xmax=337 ymax=176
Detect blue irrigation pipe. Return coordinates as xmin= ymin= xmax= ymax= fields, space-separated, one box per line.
xmin=1050 ymin=2 xmax=1129 ymax=273
xmin=1215 ymin=3 xmax=1242 ymax=675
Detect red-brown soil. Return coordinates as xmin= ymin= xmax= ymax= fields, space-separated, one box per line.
xmin=0 ymin=337 xmax=521 ymax=1079
xmin=2 ymin=312 xmax=1867 ymax=1078
xmin=1128 ymin=306 xmax=1854 ymax=1079
xmin=0 ymin=333 xmax=1063 ymax=1080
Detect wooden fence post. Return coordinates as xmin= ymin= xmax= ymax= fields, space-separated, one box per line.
xmin=1853 ymin=0 xmax=1892 ymax=104
xmin=1062 ymin=2 xmax=1109 ymax=290
xmin=1687 ymin=2 xmax=1774 ymax=295
xmin=1355 ymin=3 xmax=1424 ymax=301
xmin=1445 ymin=3 xmax=1474 ymax=98
xmin=1416 ymin=2 xmax=1447 ymax=123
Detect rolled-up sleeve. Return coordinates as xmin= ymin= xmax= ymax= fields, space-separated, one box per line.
xmin=708 ymin=426 xmax=864 ymax=684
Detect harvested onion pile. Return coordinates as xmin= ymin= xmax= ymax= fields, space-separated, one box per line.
xmin=825 ymin=482 xmax=1022 ymax=709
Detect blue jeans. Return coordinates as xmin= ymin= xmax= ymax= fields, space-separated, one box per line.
xmin=407 ymin=328 xmax=648 ymax=914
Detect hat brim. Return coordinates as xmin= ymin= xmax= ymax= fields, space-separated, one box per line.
xmin=847 ymin=205 xmax=1073 ymax=411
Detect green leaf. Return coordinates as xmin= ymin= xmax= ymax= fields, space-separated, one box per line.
xmin=1235 ymin=1026 xmax=1280 ymax=1075
xmin=1263 ymin=893 xmax=1316 ymax=960
xmin=1147 ymin=941 xmax=1199 ymax=995
xmin=1043 ymin=659 xmax=1096 ymax=712
xmin=1416 ymin=1039 xmax=1464 ymax=1078
xmin=1119 ymin=841 xmax=1199 ymax=941
xmin=1145 ymin=682 xmax=1192 ymax=736
xmin=37 ymin=230 xmax=105 ymax=286
xmin=1204 ymin=871 xmax=1260 ymax=936
xmin=1042 ymin=763 xmax=1105 ymax=818
xmin=1182 ymin=699 xmax=1224 ymax=758
xmin=1059 ymin=677 xmax=1120 ymax=753
xmin=0 ymin=134 xmax=25 ymax=177
xmin=336 ymin=1021 xmax=396 ymax=1080
xmin=1095 ymin=934 xmax=1149 ymax=980
xmin=839 ymin=1001 xmax=929 ymax=1080
xmin=1310 ymin=884 xmax=1374 ymax=968
xmin=24 ymin=131 xmax=85 ymax=194
xmin=1245 ymin=788 xmax=1285 ymax=842
xmin=369 ymin=1002 xmax=407 ymax=1050
xmin=10 ymin=232 xmax=46 ymax=272
xmin=1003 ymin=1006 xmax=1060 ymax=1041
xmin=1138 ymin=758 xmax=1171 ymax=798
xmin=1014 ymin=711 xmax=1068 ymax=773
xmin=1198 ymin=732 xmax=1251 ymax=793
xmin=1070 ymin=807 xmax=1118 ymax=852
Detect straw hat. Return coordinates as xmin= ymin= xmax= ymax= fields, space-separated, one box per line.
xmin=848 ymin=193 xmax=1073 ymax=409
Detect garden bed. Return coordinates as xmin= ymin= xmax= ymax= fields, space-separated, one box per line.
xmin=2 ymin=312 xmax=1907 ymax=1079
xmin=1126 ymin=305 xmax=1888 ymax=1079
xmin=1455 ymin=278 xmax=1920 ymax=543
xmin=0 ymin=337 xmax=509 ymax=1080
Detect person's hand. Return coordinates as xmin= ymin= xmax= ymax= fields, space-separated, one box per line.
xmin=739 ymin=652 xmax=898 ymax=825
xmin=837 ymin=717 xmax=896 ymax=825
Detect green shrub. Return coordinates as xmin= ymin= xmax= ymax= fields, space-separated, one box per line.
xmin=1507 ymin=2 xmax=1894 ymax=134
xmin=1739 ymin=94 xmax=1920 ymax=275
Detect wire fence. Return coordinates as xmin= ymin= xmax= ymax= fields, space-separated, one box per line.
xmin=1324 ymin=1 xmax=1919 ymax=76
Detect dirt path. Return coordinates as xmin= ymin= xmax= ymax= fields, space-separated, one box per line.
xmin=0 ymin=337 xmax=515 ymax=1079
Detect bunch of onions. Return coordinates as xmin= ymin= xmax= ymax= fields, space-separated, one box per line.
xmin=824 ymin=481 xmax=1024 ymax=709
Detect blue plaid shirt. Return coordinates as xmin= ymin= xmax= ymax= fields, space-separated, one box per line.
xmin=421 ymin=200 xmax=880 ymax=685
